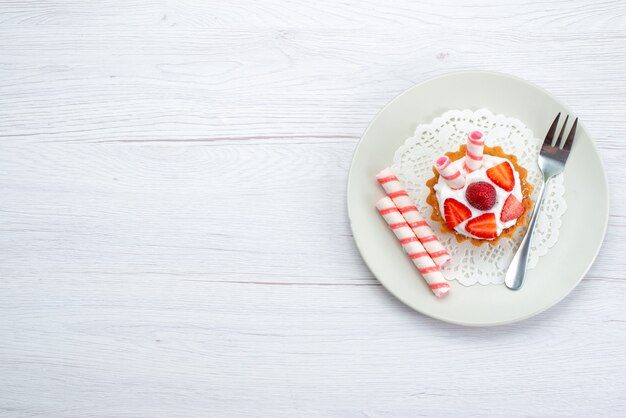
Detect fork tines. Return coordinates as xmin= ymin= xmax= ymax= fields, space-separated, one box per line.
xmin=543 ymin=113 xmax=578 ymax=153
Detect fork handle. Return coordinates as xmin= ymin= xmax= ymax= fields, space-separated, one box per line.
xmin=504 ymin=179 xmax=548 ymax=290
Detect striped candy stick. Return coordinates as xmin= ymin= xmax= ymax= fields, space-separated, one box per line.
xmin=376 ymin=196 xmax=450 ymax=298
xmin=434 ymin=156 xmax=465 ymax=190
xmin=376 ymin=168 xmax=451 ymax=267
xmin=463 ymin=130 xmax=485 ymax=173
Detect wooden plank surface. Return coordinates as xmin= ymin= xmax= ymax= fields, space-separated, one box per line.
xmin=0 ymin=1 xmax=625 ymax=416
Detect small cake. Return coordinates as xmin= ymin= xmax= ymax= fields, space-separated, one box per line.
xmin=426 ymin=131 xmax=534 ymax=246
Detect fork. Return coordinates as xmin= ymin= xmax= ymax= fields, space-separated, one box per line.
xmin=504 ymin=113 xmax=578 ymax=290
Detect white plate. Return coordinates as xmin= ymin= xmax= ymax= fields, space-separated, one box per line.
xmin=347 ymin=71 xmax=608 ymax=326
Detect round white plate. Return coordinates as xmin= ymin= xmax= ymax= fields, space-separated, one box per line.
xmin=347 ymin=70 xmax=608 ymax=326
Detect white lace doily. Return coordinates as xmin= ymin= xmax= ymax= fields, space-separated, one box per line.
xmin=392 ymin=109 xmax=567 ymax=286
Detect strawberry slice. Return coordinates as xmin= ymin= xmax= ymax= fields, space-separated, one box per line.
xmin=465 ymin=213 xmax=497 ymax=239
xmin=486 ymin=161 xmax=515 ymax=192
xmin=500 ymin=194 xmax=524 ymax=222
xmin=443 ymin=198 xmax=472 ymax=229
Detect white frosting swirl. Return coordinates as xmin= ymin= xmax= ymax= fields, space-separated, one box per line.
xmin=434 ymin=155 xmax=523 ymax=239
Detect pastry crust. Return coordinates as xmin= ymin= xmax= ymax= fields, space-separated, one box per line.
xmin=425 ymin=145 xmax=534 ymax=247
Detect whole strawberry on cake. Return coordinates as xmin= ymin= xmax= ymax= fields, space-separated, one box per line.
xmin=426 ymin=131 xmax=534 ymax=246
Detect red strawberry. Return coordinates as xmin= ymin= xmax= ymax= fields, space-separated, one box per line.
xmin=486 ymin=161 xmax=515 ymax=192
xmin=465 ymin=181 xmax=496 ymax=210
xmin=501 ymin=194 xmax=524 ymax=222
xmin=443 ymin=198 xmax=472 ymax=229
xmin=465 ymin=213 xmax=497 ymax=239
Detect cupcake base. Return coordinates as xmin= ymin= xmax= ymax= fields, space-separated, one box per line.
xmin=426 ymin=144 xmax=534 ymax=247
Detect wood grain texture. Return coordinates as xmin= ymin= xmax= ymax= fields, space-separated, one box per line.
xmin=0 ymin=1 xmax=625 ymax=417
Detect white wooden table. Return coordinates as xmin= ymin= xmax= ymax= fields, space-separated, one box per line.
xmin=1 ymin=1 xmax=625 ymax=416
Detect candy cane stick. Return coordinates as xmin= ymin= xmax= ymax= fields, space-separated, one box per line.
xmin=434 ymin=156 xmax=465 ymax=190
xmin=463 ymin=130 xmax=485 ymax=173
xmin=376 ymin=168 xmax=451 ymax=267
xmin=376 ymin=196 xmax=450 ymax=298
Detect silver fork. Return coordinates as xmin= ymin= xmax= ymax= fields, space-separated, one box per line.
xmin=504 ymin=113 xmax=578 ymax=290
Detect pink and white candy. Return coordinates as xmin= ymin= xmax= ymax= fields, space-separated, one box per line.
xmin=434 ymin=156 xmax=465 ymax=190
xmin=376 ymin=168 xmax=451 ymax=267
xmin=463 ymin=130 xmax=485 ymax=173
xmin=376 ymin=196 xmax=451 ymax=298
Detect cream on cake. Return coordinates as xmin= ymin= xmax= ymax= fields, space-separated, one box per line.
xmin=426 ymin=131 xmax=533 ymax=246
